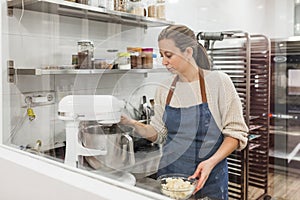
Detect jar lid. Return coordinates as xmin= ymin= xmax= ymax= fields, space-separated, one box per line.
xmin=127 ymin=47 xmax=142 ymax=52
xmin=118 ymin=52 xmax=131 ymax=57
xmin=142 ymin=48 xmax=153 ymax=52
xmin=107 ymin=49 xmax=119 ymax=53
xmin=78 ymin=40 xmax=94 ymax=45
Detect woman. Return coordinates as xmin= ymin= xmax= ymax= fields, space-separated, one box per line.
xmin=121 ymin=24 xmax=248 ymax=200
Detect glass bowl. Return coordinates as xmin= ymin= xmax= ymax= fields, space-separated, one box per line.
xmin=157 ymin=173 xmax=198 ymax=200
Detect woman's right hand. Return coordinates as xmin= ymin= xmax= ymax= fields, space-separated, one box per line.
xmin=121 ymin=114 xmax=158 ymax=142
xmin=120 ymin=114 xmax=135 ymax=126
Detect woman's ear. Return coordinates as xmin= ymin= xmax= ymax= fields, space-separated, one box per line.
xmin=185 ymin=47 xmax=194 ymax=59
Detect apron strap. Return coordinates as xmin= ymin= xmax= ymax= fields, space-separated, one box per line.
xmin=199 ymin=69 xmax=207 ymax=103
xmin=165 ymin=69 xmax=207 ymax=105
xmin=166 ymin=75 xmax=179 ymax=105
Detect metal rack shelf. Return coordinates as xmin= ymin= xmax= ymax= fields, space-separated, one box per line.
xmin=199 ymin=31 xmax=271 ymax=200
xmin=7 ymin=0 xmax=174 ymax=28
xmin=7 ymin=61 xmax=168 ymax=82
xmin=249 ymin=134 xmax=261 ymax=141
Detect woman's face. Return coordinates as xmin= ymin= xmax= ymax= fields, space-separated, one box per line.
xmin=158 ymin=39 xmax=190 ymax=74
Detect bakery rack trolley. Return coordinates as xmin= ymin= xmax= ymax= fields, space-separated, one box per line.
xmin=197 ymin=31 xmax=272 ymax=200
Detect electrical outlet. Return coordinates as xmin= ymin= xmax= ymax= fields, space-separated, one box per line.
xmin=21 ymin=91 xmax=56 ymax=108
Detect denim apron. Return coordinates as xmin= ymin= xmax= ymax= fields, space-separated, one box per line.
xmin=157 ymin=69 xmax=228 ymax=200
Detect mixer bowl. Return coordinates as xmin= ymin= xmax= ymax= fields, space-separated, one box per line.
xmin=80 ymin=123 xmax=135 ymax=171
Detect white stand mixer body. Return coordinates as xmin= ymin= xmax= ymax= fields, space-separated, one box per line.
xmin=58 ymin=95 xmax=123 ymax=167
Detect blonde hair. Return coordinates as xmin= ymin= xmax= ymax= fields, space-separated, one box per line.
xmin=158 ymin=25 xmax=211 ymax=70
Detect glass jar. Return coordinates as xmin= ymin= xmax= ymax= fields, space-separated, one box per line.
xmin=98 ymin=0 xmax=107 ymax=8
xmin=128 ymin=0 xmax=146 ymax=16
xmin=116 ymin=52 xmax=131 ymax=69
xmin=106 ymin=0 xmax=114 ymax=10
xmin=142 ymin=48 xmax=153 ymax=69
xmin=147 ymin=0 xmax=156 ymax=18
xmin=77 ymin=40 xmax=94 ymax=69
xmin=156 ymin=0 xmax=165 ymax=19
xmin=127 ymin=47 xmax=142 ymax=69
xmin=106 ymin=49 xmax=119 ymax=69
xmin=76 ymin=0 xmax=88 ymax=5
xmin=114 ymin=0 xmax=127 ymax=12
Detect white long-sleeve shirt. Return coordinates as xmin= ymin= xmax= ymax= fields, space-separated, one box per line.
xmin=150 ymin=70 xmax=248 ymax=150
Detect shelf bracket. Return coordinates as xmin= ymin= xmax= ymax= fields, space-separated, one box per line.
xmin=7 ymin=60 xmax=16 ymax=83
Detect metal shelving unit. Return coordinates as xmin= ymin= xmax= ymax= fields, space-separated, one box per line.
xmin=7 ymin=0 xmax=174 ymax=28
xmin=198 ymin=31 xmax=271 ymax=200
xmin=7 ymin=63 xmax=168 ymax=83
xmin=6 ymin=0 xmax=173 ymax=82
xmin=248 ymin=35 xmax=271 ymax=200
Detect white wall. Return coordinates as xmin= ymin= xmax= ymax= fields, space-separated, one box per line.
xmin=166 ymin=0 xmax=294 ymax=38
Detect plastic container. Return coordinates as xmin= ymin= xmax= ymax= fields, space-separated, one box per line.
xmin=116 ymin=52 xmax=131 ymax=69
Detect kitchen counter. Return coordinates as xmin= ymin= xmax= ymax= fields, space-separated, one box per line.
xmin=136 ymin=177 xmax=161 ymax=194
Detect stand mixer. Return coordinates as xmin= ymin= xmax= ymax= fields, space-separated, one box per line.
xmin=58 ymin=95 xmax=123 ymax=167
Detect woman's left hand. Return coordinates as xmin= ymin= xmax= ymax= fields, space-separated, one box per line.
xmin=189 ymin=160 xmax=215 ymax=194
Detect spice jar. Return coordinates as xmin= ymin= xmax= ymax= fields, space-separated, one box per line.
xmin=77 ymin=40 xmax=94 ymax=69
xmin=142 ymin=48 xmax=153 ymax=69
xmin=127 ymin=47 xmax=142 ymax=69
